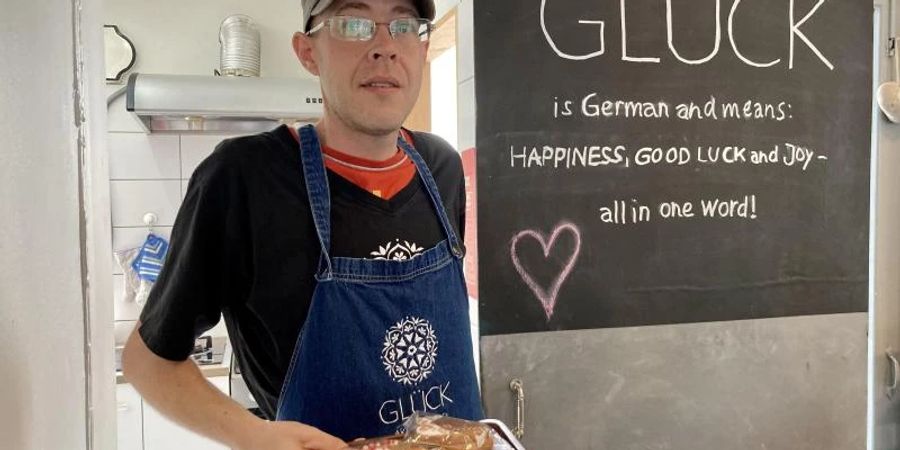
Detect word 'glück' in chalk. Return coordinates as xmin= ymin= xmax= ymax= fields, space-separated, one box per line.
xmin=540 ymin=0 xmax=834 ymax=70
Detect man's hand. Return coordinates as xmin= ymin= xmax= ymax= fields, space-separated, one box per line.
xmin=235 ymin=420 xmax=348 ymax=450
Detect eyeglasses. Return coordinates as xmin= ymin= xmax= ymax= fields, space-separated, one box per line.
xmin=306 ymin=16 xmax=433 ymax=43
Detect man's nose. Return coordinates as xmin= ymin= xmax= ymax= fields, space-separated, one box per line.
xmin=368 ymin=24 xmax=398 ymax=61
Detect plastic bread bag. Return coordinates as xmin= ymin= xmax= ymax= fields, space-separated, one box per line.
xmin=114 ymin=247 xmax=141 ymax=304
xmin=402 ymin=413 xmax=493 ymax=450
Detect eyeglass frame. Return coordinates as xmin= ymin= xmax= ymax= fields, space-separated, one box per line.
xmin=305 ymin=15 xmax=434 ymax=42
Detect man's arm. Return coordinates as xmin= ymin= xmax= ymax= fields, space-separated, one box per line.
xmin=122 ymin=323 xmax=347 ymax=450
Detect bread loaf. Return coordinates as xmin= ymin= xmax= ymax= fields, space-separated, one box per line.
xmin=346 ymin=435 xmax=423 ymax=449
xmin=405 ymin=414 xmax=493 ymax=450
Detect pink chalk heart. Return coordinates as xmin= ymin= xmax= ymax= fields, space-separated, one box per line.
xmin=510 ymin=222 xmax=582 ymax=321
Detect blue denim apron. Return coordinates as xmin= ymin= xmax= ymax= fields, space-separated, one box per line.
xmin=275 ymin=125 xmax=484 ymax=440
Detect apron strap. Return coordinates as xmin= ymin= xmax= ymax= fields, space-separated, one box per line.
xmin=397 ymin=135 xmax=465 ymax=259
xmin=297 ymin=124 xmax=466 ymax=277
xmin=298 ymin=125 xmax=334 ymax=280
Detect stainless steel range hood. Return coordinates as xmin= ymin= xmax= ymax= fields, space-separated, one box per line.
xmin=126 ymin=73 xmax=323 ymax=133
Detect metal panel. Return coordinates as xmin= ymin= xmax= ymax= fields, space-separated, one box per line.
xmin=481 ymin=313 xmax=866 ymax=450
xmin=870 ymin=1 xmax=900 ymax=448
xmin=126 ymin=73 xmax=323 ymax=133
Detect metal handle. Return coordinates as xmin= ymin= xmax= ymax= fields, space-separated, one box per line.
xmin=887 ymin=348 xmax=900 ymax=399
xmin=509 ymin=378 xmax=525 ymax=440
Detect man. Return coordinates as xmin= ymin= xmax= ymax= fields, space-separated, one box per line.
xmin=121 ymin=0 xmax=483 ymax=448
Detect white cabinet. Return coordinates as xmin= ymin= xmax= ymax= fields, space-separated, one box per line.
xmin=116 ymin=384 xmax=144 ymax=450
xmin=208 ymin=375 xmax=230 ymax=394
xmin=142 ymin=376 xmax=231 ymax=450
xmin=119 ymin=376 xmax=232 ymax=450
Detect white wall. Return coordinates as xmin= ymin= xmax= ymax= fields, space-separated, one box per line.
xmin=434 ymin=0 xmax=460 ymax=21
xmin=0 ymin=0 xmax=111 ymax=448
xmin=103 ymin=0 xmax=458 ymax=79
xmin=104 ymin=0 xmax=314 ymax=79
xmin=456 ymin=0 xmax=475 ymax=152
xmin=430 ymin=46 xmax=458 ymax=150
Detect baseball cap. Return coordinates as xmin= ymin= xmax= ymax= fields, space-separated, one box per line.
xmin=301 ymin=0 xmax=436 ymax=32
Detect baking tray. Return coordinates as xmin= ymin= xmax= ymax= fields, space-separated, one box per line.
xmin=480 ymin=419 xmax=526 ymax=450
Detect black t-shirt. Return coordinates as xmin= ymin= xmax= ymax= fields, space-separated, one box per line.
xmin=138 ymin=125 xmax=466 ymax=419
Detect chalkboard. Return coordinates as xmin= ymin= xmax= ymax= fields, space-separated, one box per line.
xmin=475 ymin=0 xmax=872 ymax=336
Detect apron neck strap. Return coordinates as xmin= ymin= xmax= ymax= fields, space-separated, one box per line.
xmin=297 ymin=125 xmax=466 ymax=278
xmin=298 ymin=125 xmax=334 ymax=279
xmin=396 ymin=134 xmax=465 ymax=259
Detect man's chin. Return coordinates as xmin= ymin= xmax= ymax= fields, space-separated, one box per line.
xmin=348 ymin=117 xmax=406 ymax=137
xmin=328 ymin=102 xmax=410 ymax=136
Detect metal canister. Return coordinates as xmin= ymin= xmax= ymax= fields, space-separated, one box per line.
xmin=218 ymin=14 xmax=261 ymax=77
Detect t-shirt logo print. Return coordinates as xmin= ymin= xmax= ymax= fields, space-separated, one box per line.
xmin=370 ymin=239 xmax=425 ymax=261
xmin=381 ymin=316 xmax=438 ymax=385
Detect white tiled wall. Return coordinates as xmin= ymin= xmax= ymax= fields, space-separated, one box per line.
xmin=109 ymin=118 xmax=234 ymax=343
xmin=110 ymin=180 xmax=183 ymax=227
xmin=113 ymin=274 xmax=143 ymax=322
xmin=181 ymin=135 xmax=227 ymax=176
xmin=108 ymin=134 xmax=180 ymax=180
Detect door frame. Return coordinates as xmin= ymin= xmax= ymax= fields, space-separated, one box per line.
xmin=79 ymin=0 xmax=117 ymax=447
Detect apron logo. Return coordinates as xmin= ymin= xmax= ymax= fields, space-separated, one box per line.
xmin=378 ymin=381 xmax=454 ymax=425
xmin=381 ymin=316 xmax=438 ymax=385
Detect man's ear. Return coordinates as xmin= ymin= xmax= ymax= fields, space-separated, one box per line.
xmin=292 ymin=31 xmax=320 ymax=76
